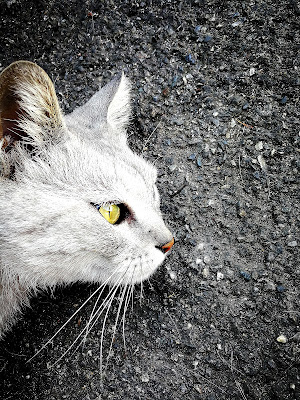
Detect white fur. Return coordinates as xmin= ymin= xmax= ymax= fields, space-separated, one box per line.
xmin=0 ymin=62 xmax=173 ymax=337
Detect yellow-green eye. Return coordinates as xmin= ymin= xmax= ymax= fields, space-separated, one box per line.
xmin=99 ymin=204 xmax=121 ymax=224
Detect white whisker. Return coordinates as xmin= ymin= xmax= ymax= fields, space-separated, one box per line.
xmin=82 ymin=266 xmax=126 ymax=347
xmin=82 ymin=272 xmax=121 ymax=347
xmin=82 ymin=267 xmax=129 ymax=341
xmin=104 ymin=278 xmax=130 ymax=374
xmin=99 ymin=280 xmax=123 ymax=376
xmin=50 ymin=274 xmax=125 ymax=369
xmin=122 ymin=283 xmax=133 ymax=352
xmin=140 ymin=265 xmax=144 ymax=306
xmin=26 ymin=272 xmax=118 ymax=364
xmin=131 ymin=285 xmax=135 ymax=312
xmin=71 ymin=273 xmax=126 ymax=351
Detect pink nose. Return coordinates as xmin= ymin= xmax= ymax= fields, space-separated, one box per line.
xmin=161 ymin=237 xmax=175 ymax=253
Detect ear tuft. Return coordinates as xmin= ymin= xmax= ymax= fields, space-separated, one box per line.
xmin=107 ymin=72 xmax=131 ymax=131
xmin=0 ymin=61 xmax=64 ymax=150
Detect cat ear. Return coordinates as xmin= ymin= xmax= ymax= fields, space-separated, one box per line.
xmin=66 ymin=73 xmax=131 ymax=136
xmin=106 ymin=73 xmax=131 ymax=131
xmin=0 ymin=61 xmax=64 ymax=150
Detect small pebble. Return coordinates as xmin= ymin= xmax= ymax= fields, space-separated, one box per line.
xmin=202 ymin=267 xmax=209 ymax=278
xmin=169 ymin=271 xmax=177 ymax=280
xmin=276 ymin=244 xmax=283 ymax=254
xmin=141 ymin=373 xmax=150 ymax=383
xmin=216 ymin=271 xmax=224 ymax=280
xmin=185 ymin=54 xmax=195 ymax=64
xmin=253 ymin=171 xmax=260 ymax=180
xmin=212 ymin=118 xmax=220 ymax=126
xmin=239 ymin=209 xmax=247 ymax=218
xmin=76 ymin=65 xmax=85 ymax=72
xmin=197 ymin=243 xmax=205 ymax=251
xmin=276 ymin=285 xmax=285 ymax=293
xmin=171 ymin=75 xmax=178 ymax=88
xmin=188 ymin=153 xmax=196 ymax=160
xmin=287 ymin=241 xmax=297 ymax=247
xmin=180 ymin=384 xmax=188 ymax=393
xmin=194 ymin=384 xmax=202 ymax=394
xmin=255 ymin=141 xmax=263 ymax=151
xmin=203 ymin=255 xmax=211 ymax=264
xmin=204 ymin=35 xmax=212 ymax=42
xmin=258 ymin=155 xmax=267 ymax=171
xmin=240 ymin=271 xmax=251 ymax=281
xmin=249 ymin=67 xmax=256 ymax=76
xmin=276 ymin=334 xmax=287 ymax=344
xmin=197 ymin=157 xmax=202 ymax=167
xmin=280 ymin=96 xmax=288 ymax=104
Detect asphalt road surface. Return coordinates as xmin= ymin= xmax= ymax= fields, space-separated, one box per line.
xmin=0 ymin=1 xmax=299 ymax=399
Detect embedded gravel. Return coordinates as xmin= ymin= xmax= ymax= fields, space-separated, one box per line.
xmin=0 ymin=1 xmax=299 ymax=399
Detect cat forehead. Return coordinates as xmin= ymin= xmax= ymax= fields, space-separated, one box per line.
xmin=27 ymin=134 xmax=158 ymax=194
xmin=73 ymin=136 xmax=156 ymax=177
xmin=91 ymin=144 xmax=157 ymax=186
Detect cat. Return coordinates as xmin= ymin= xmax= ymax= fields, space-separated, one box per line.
xmin=0 ymin=60 xmax=174 ymax=340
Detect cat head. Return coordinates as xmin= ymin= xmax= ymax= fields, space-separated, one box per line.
xmin=0 ymin=61 xmax=174 ymax=288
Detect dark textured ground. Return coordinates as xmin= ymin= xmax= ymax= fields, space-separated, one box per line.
xmin=0 ymin=1 xmax=299 ymax=399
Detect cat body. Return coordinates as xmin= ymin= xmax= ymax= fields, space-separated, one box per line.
xmin=0 ymin=61 xmax=173 ymax=337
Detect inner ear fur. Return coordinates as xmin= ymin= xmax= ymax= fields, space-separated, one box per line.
xmin=0 ymin=60 xmax=64 ymax=150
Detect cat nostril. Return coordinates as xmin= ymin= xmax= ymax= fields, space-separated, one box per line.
xmin=159 ymin=237 xmax=175 ymax=254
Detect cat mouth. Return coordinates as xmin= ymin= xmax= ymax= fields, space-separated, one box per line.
xmin=127 ymin=253 xmax=167 ymax=284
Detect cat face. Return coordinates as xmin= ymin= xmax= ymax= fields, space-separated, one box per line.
xmin=0 ymin=61 xmax=174 ymax=288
